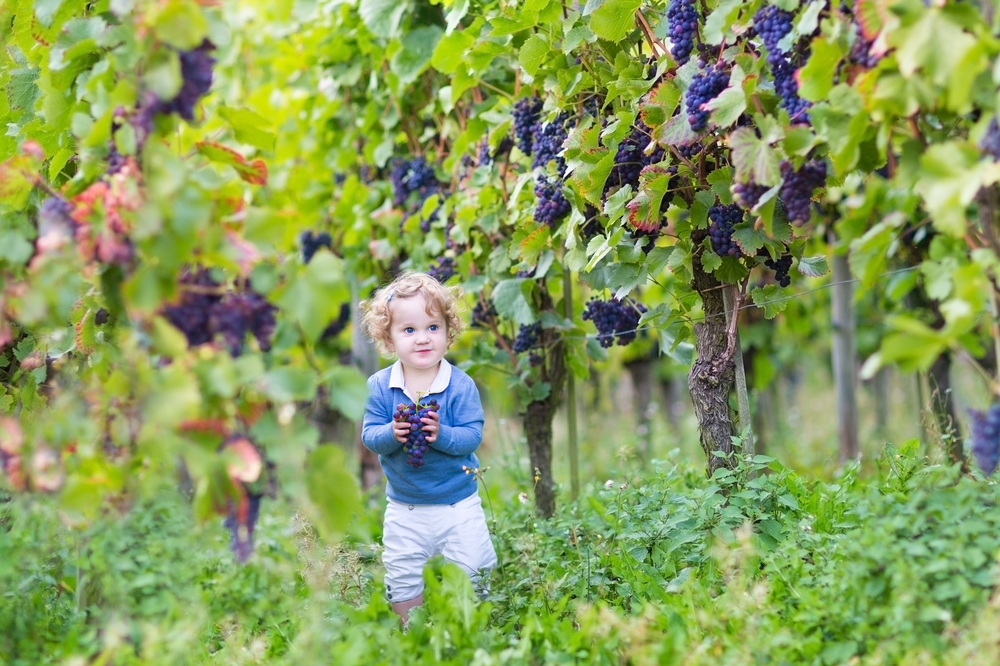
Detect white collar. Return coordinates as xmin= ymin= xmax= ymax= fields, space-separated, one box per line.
xmin=388 ymin=358 xmax=452 ymax=403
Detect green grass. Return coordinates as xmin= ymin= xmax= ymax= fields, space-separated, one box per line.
xmin=3 ymin=442 xmax=1000 ymax=666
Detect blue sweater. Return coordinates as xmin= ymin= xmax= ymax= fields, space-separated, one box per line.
xmin=361 ymin=361 xmax=484 ymax=505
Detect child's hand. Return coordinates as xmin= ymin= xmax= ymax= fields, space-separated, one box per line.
xmin=392 ymin=420 xmax=411 ymax=444
xmin=420 ymin=410 xmax=440 ymax=443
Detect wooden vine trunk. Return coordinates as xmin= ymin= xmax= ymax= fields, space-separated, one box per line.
xmin=523 ymin=332 xmax=566 ymax=518
xmin=688 ymin=256 xmax=737 ymax=476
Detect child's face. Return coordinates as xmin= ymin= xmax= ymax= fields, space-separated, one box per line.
xmin=387 ymin=293 xmax=448 ymax=372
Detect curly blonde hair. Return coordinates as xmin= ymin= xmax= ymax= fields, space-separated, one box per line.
xmin=359 ymin=271 xmax=464 ymax=357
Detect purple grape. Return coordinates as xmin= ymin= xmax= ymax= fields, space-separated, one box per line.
xmin=582 ymin=297 xmax=647 ymax=347
xmin=969 ymin=405 xmax=1000 ymax=475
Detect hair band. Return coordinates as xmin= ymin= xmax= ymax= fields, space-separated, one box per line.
xmin=387 ymin=286 xmax=396 ymax=302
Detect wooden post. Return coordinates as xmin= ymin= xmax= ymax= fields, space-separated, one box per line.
xmin=831 ymin=253 xmax=860 ymax=462
xmin=563 ymin=269 xmax=580 ymax=501
xmin=723 ymin=286 xmax=754 ymax=455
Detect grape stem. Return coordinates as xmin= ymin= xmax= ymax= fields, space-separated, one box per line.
xmin=635 ymin=10 xmax=667 ymax=58
xmin=723 ymin=278 xmax=750 ymax=363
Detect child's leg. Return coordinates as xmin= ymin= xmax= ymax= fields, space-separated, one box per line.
xmin=439 ymin=493 xmax=498 ymax=598
xmin=382 ymin=498 xmax=434 ymax=622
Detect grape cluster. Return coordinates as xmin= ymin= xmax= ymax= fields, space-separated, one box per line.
xmin=534 ymin=175 xmax=572 ymax=225
xmin=471 ymin=299 xmax=497 ymax=329
xmin=779 ymin=159 xmax=827 ymax=224
xmin=320 ymin=302 xmax=351 ymax=340
xmin=299 ymin=230 xmax=332 ymax=264
xmin=161 ymin=268 xmax=277 ymax=356
xmin=708 ymin=203 xmax=744 ymax=257
xmin=732 ymin=180 xmax=771 ymax=210
xmin=753 ymin=6 xmax=793 ymax=64
xmin=583 ymin=297 xmax=647 ymax=347
xmin=223 ymin=494 xmax=262 ymax=564
xmin=157 ymin=40 xmax=216 ymax=120
xmin=394 ymin=399 xmax=439 ymax=468
xmin=764 ymin=252 xmax=793 ymax=287
xmin=512 ymin=96 xmax=543 ymax=155
xmin=603 ymin=122 xmax=666 ymax=199
xmin=513 ymin=322 xmax=542 ymax=353
xmin=848 ymin=23 xmax=881 ymax=69
xmin=666 ymin=0 xmax=700 ymax=67
xmin=970 ymin=405 xmax=1000 ymax=475
xmin=981 ymin=118 xmax=1000 ymax=161
xmin=38 ymin=196 xmax=75 ymax=233
xmin=390 ymin=157 xmax=441 ymax=208
xmin=428 ymin=256 xmax=458 ymax=283
xmin=532 ymin=112 xmax=570 ymax=174
xmin=685 ymin=61 xmax=730 ymax=132
xmin=772 ymin=58 xmax=811 ymax=122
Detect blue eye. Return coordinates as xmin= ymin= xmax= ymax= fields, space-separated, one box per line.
xmin=429 ymin=324 xmax=439 ymax=331
xmin=404 ymin=327 xmax=414 ymax=334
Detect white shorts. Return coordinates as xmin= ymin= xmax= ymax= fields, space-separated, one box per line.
xmin=382 ymin=493 xmax=498 ymax=604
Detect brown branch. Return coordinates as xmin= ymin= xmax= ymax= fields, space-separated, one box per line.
xmin=635 ymin=10 xmax=668 ymax=56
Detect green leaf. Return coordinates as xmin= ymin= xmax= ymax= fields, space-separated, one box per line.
xmin=589 ymin=0 xmax=641 ymax=42
xmin=324 ymin=366 xmax=370 ymax=421
xmin=492 ymin=279 xmax=534 ymax=325
xmin=432 ymin=30 xmax=474 ymax=74
xmin=305 ymin=446 xmax=363 ymax=539
xmin=798 ymin=37 xmax=844 ymax=102
xmin=259 ymin=367 xmax=318 ymax=403
xmin=391 ymin=25 xmax=443 ymax=84
xmin=730 ymin=222 xmax=767 ymax=256
xmin=750 ymin=284 xmax=789 ymax=319
xmin=275 ymin=252 xmax=350 ymax=342
xmin=797 ymin=255 xmax=829 ymax=277
xmin=582 ymin=0 xmax=606 ymax=15
xmin=728 ymin=127 xmax=780 ymax=186
xmin=703 ymin=0 xmax=742 ymax=46
xmin=359 ymin=0 xmax=406 ymax=38
xmin=218 ymin=106 xmax=276 ymax=152
xmin=151 ymin=0 xmax=208 ymax=50
xmin=518 ymin=34 xmax=550 ymax=77
xmin=706 ymin=82 xmax=746 ymax=130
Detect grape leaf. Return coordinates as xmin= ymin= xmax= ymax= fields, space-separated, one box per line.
xmin=589 ymin=0 xmax=641 ymax=42
xmin=218 ymin=106 xmax=276 ymax=152
xmin=731 ymin=222 xmax=767 ymax=256
xmin=359 ymin=0 xmax=405 ymax=38
xmin=324 ymin=366 xmax=369 ymax=421
xmin=518 ymin=34 xmax=550 ymax=77
xmin=306 ymin=446 xmax=363 ymax=539
xmin=797 ymin=255 xmax=829 ymax=277
xmin=391 ymin=25 xmax=443 ymax=84
xmin=196 ymin=141 xmax=269 ymax=185
xmin=492 ymin=279 xmax=534 ymax=325
xmin=728 ymin=127 xmax=781 ymax=186
xmin=798 ymin=37 xmax=845 ymax=102
xmin=750 ymin=284 xmax=790 ymax=319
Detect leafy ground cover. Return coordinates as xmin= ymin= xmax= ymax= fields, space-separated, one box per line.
xmin=3 ymin=444 xmax=1000 ymax=666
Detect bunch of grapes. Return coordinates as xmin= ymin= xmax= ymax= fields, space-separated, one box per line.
xmin=428 ymin=256 xmax=458 ymax=283
xmin=666 ymin=0 xmax=700 ymax=66
xmin=161 ymin=269 xmax=277 ymax=356
xmin=708 ymin=203 xmax=744 ymax=257
xmin=390 ymin=157 xmax=441 ymax=208
xmin=157 ymin=40 xmax=216 ymax=120
xmin=513 ymin=322 xmax=542 ymax=353
xmin=848 ymin=22 xmax=881 ymax=69
xmin=582 ymin=297 xmax=647 ymax=348
xmin=299 ymin=230 xmax=332 ymax=264
xmin=394 ymin=399 xmax=439 ymax=468
xmin=471 ymin=299 xmax=497 ymax=329
xmin=38 ymin=196 xmax=75 ymax=235
xmin=534 ymin=175 xmax=572 ymax=225
xmin=512 ymin=96 xmax=543 ymax=155
xmin=753 ymin=6 xmax=794 ymax=64
xmin=771 ymin=58 xmax=811 ymax=122
xmin=603 ymin=122 xmax=666 ymax=199
xmin=162 ymin=268 xmax=223 ymax=347
xmin=320 ymin=302 xmax=351 ymax=340
xmin=969 ymin=404 xmax=1000 ymax=475
xmin=981 ymin=118 xmax=1000 ymax=160
xmin=685 ymin=61 xmax=730 ymax=132
xmin=532 ymin=111 xmax=570 ymax=174
xmin=779 ymin=159 xmax=827 ymax=224
xmin=763 ymin=252 xmax=793 ymax=287
xmin=223 ymin=494 xmax=262 ymax=564
xmin=732 ymin=180 xmax=771 ymax=210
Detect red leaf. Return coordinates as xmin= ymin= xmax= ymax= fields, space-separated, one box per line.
xmin=195 ymin=141 xmax=269 ymax=186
